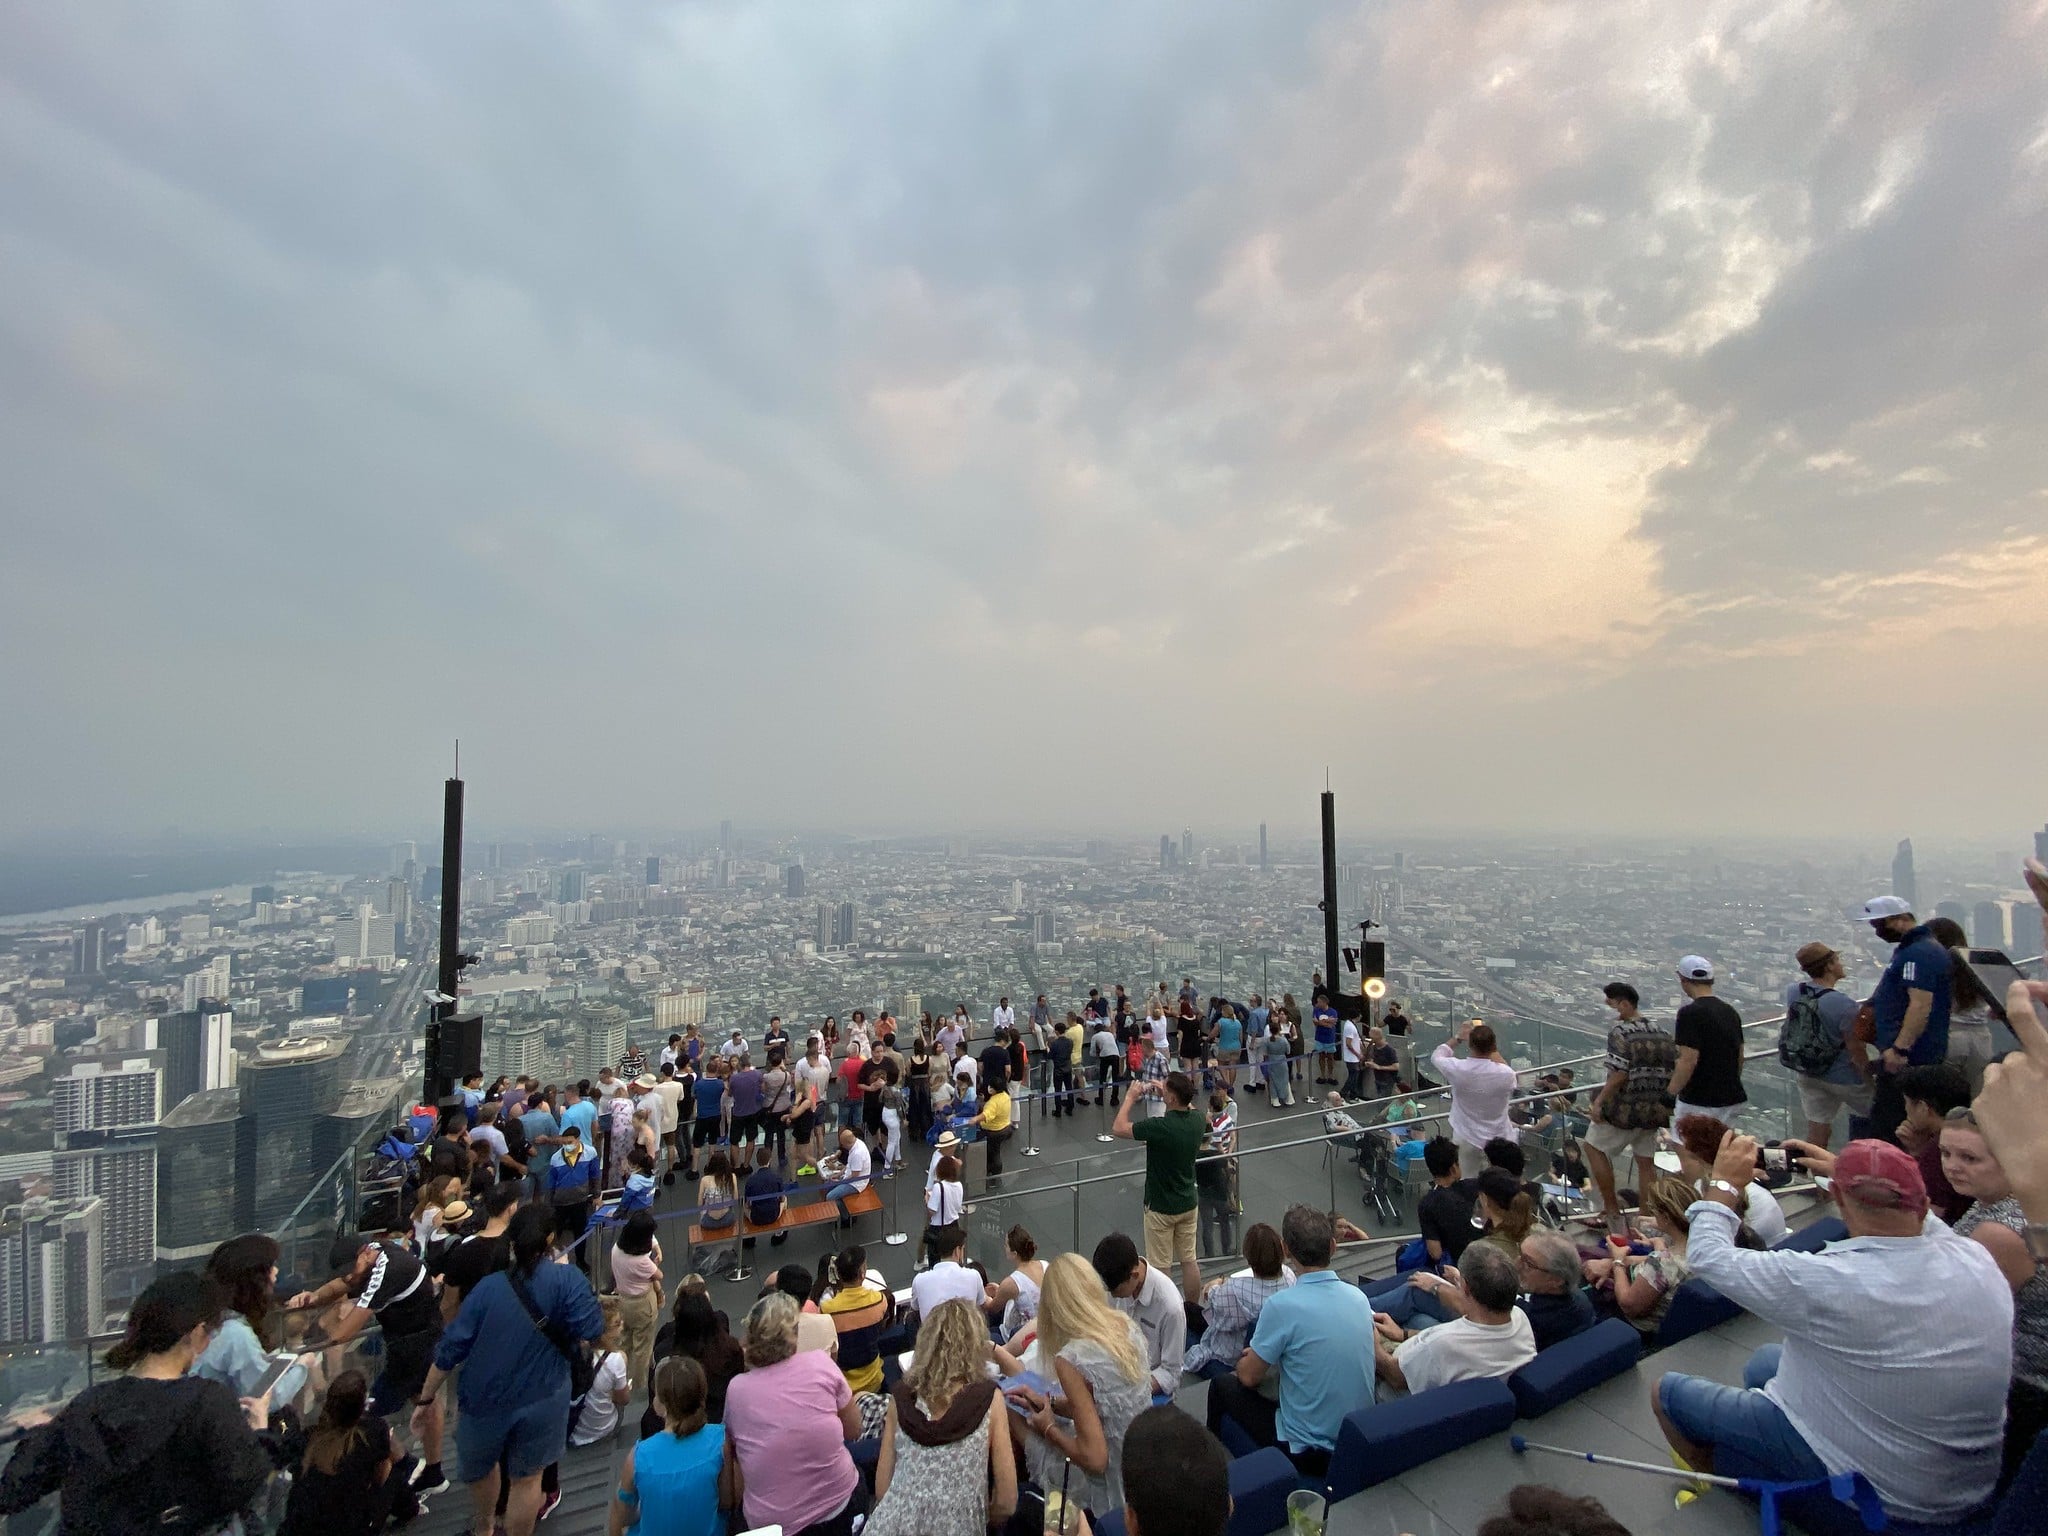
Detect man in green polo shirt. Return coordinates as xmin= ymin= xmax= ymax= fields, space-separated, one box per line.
xmin=1113 ymin=1069 xmax=1204 ymax=1301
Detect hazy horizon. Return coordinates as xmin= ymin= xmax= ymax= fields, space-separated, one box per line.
xmin=4 ymin=3 xmax=2045 ymax=843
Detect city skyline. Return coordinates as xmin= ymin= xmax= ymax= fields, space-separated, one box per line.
xmin=4 ymin=4 xmax=2047 ymax=844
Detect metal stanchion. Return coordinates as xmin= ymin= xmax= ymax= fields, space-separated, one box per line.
xmin=883 ymin=1161 xmax=909 ymax=1247
xmin=1020 ymin=1079 xmax=1041 ymax=1158
xmin=1095 ymin=1071 xmax=1117 ymax=1144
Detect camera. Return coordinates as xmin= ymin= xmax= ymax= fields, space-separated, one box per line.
xmin=1759 ymin=1143 xmax=1788 ymax=1175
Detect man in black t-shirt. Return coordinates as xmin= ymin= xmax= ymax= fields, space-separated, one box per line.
xmin=1414 ymin=1136 xmax=1481 ymax=1268
xmin=439 ymin=1182 xmax=522 ymax=1316
xmin=1668 ymin=956 xmax=1747 ymax=1121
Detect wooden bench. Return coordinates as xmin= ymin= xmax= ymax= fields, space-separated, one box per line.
xmin=688 ymin=1185 xmax=883 ymax=1253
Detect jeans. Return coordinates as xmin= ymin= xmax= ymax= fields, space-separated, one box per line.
xmin=1205 ymin=1375 xmax=1331 ymax=1479
xmin=1094 ymin=1056 xmax=1122 ymax=1104
xmin=1362 ymin=1275 xmax=1455 ymax=1329
xmin=827 ymin=1181 xmax=863 ymax=1221
xmin=1657 ymin=1345 xmax=1830 ymax=1485
xmin=1052 ymin=1063 xmax=1077 ymax=1113
xmin=1199 ymin=1188 xmax=1237 ymax=1258
xmin=1342 ymin=1063 xmax=1366 ymax=1099
xmin=881 ymin=1108 xmax=902 ymax=1169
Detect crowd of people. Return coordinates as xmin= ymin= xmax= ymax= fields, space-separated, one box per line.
xmin=5 ymin=867 xmax=2048 ymax=1535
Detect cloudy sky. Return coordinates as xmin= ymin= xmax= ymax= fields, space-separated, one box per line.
xmin=3 ymin=1 xmax=2045 ymax=846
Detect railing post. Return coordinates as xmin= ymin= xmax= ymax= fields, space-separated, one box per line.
xmin=1071 ymin=1181 xmax=1082 ymax=1257
xmin=883 ymin=1158 xmax=909 ymax=1247
xmin=1020 ymin=1077 xmax=1040 ymax=1158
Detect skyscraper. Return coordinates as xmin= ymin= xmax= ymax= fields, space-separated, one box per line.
xmin=1007 ymin=879 xmax=1025 ymax=912
xmin=1182 ymin=828 xmax=1194 ymax=866
xmin=488 ymin=1020 xmax=549 ymax=1080
xmin=835 ymin=901 xmax=857 ymax=949
xmin=0 ymin=1196 xmax=105 ymax=1343
xmin=786 ymin=864 xmax=806 ymax=899
xmin=815 ymin=903 xmax=833 ymax=951
xmin=899 ymin=991 xmax=922 ymax=1027
xmin=1159 ymin=835 xmax=1172 ymax=869
xmin=53 ymin=1055 xmax=162 ymax=1141
xmin=1974 ymin=901 xmax=2009 ymax=949
xmin=1035 ymin=911 xmax=1057 ymax=944
xmin=157 ymin=1088 xmax=242 ymax=1261
xmin=71 ymin=923 xmax=105 ymax=976
xmin=249 ymin=884 xmax=276 ymax=912
xmin=1259 ymin=823 xmax=1268 ymax=871
xmin=181 ymin=954 xmax=231 ymax=1011
xmin=559 ymin=869 xmax=586 ymax=903
xmin=720 ymin=819 xmax=734 ymax=855
xmin=578 ymin=1004 xmax=629 ymax=1078
xmin=235 ymin=1037 xmax=347 ymax=1230
xmin=646 ymin=855 xmax=662 ymax=886
xmin=150 ymin=1003 xmax=236 ymax=1111
xmin=1891 ymin=838 xmax=1917 ymax=911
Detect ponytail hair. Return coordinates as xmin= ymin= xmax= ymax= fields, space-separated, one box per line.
xmin=305 ymin=1370 xmax=370 ymax=1476
xmin=508 ymin=1204 xmax=556 ymax=1275
xmin=105 ymin=1270 xmax=222 ymax=1371
xmin=1475 ymin=1168 xmax=1536 ymax=1244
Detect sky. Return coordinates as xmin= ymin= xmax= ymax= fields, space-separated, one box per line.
xmin=2 ymin=1 xmax=2045 ymax=847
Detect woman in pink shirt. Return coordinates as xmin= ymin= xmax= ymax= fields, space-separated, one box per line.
xmin=722 ymin=1291 xmax=865 ymax=1535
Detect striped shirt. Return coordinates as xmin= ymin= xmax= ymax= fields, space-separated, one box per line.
xmin=1185 ymin=1271 xmax=1293 ymax=1375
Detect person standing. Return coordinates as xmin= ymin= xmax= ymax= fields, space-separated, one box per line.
xmin=1197 ymin=1089 xmax=1238 ymax=1260
xmin=1667 ymin=956 xmax=1746 ymax=1125
xmin=1310 ymin=992 xmax=1340 ymax=1085
xmin=974 ymin=1074 xmax=1013 ymax=1180
xmin=1431 ymin=1020 xmax=1518 ymax=1177
xmin=1213 ymin=1004 xmax=1244 ymax=1095
xmin=1861 ymin=895 xmax=1955 ymax=1144
xmin=1781 ymin=943 xmax=1872 ymax=1150
xmin=1583 ymin=982 xmax=1676 ymax=1234
xmin=1090 ymin=1012 xmax=1123 ymax=1106
xmin=1112 ymin=1070 xmax=1203 ymax=1302
xmin=1339 ymin=1012 xmax=1365 ymax=1101
xmin=1369 ymin=1026 xmax=1400 ymax=1098
xmin=791 ymin=1039 xmax=832 ymax=1175
xmin=1049 ymin=1012 xmax=1081 ymax=1116
xmin=726 ymin=1054 xmax=764 ymax=1153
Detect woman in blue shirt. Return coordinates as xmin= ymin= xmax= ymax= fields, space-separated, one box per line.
xmin=194 ymin=1232 xmax=310 ymax=1412
xmin=610 ymin=1356 xmax=725 ymax=1536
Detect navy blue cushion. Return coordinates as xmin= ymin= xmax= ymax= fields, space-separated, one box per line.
xmin=1508 ymin=1318 xmax=1642 ymax=1419
xmin=1655 ymin=1278 xmax=1742 ymax=1348
xmin=1326 ymin=1379 xmax=1518 ymax=1503
xmin=1216 ymin=1412 xmax=1260 ymax=1459
xmin=1773 ymin=1215 xmax=1848 ymax=1253
xmin=1094 ymin=1446 xmax=1300 ymax=1536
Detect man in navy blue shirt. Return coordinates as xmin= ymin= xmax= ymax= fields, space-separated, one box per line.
xmin=1860 ymin=895 xmax=1952 ymax=1144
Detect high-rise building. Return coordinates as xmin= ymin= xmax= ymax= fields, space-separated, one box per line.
xmin=1007 ymin=880 xmax=1025 ymax=913
xmin=249 ymin=884 xmax=277 ymax=913
xmin=70 ymin=923 xmax=105 ymax=977
xmin=488 ymin=1020 xmax=549 ymax=1080
xmin=559 ymin=869 xmax=586 ymax=903
xmin=835 ymin=901 xmax=857 ymax=949
xmin=646 ymin=856 xmax=662 ymax=886
xmin=1034 ymin=911 xmax=1057 ymax=944
xmin=176 ymin=914 xmax=211 ymax=946
xmin=1182 ymin=828 xmax=1194 ymax=866
xmin=390 ymin=841 xmax=418 ymax=875
xmin=899 ymin=991 xmax=922 ymax=1028
xmin=578 ymin=1005 xmax=629 ymax=1078
xmin=1974 ymin=901 xmax=2009 ymax=950
xmin=334 ymin=905 xmax=396 ymax=962
xmin=379 ymin=879 xmax=413 ymax=936
xmin=815 ymin=904 xmax=833 ymax=952
xmin=786 ymin=864 xmax=806 ymax=899
xmin=1891 ymin=838 xmax=1917 ymax=911
xmin=1159 ymin=835 xmax=1172 ymax=869
xmin=714 ymin=856 xmax=732 ymax=890
xmin=157 ymin=1088 xmax=242 ymax=1262
xmin=181 ymin=954 xmax=231 ymax=1011
xmin=53 ymin=1055 xmax=162 ymax=1142
xmin=720 ymin=820 xmax=734 ymax=855
xmin=150 ymin=1002 xmax=237 ymax=1112
xmin=313 ymin=1077 xmax=405 ymax=1178
xmin=654 ymin=988 xmax=709 ymax=1032
xmin=52 ymin=1142 xmax=155 ymax=1283
xmin=0 ymin=1196 xmax=105 ymax=1344
xmin=1259 ymin=823 xmax=1268 ymax=871
xmin=235 ymin=1038 xmax=347 ymax=1230
xmin=504 ymin=914 xmax=557 ymax=947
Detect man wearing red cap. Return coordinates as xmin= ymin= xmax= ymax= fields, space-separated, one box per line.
xmin=1652 ymin=1130 xmax=2012 ymax=1526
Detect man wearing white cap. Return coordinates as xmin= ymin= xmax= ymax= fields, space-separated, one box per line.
xmin=1860 ymin=894 xmax=1953 ymax=1144
xmin=1667 ymin=956 xmax=1746 ymax=1126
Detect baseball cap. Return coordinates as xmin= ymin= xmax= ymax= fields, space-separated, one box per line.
xmin=1795 ymin=942 xmax=1839 ymax=978
xmin=1861 ymin=895 xmax=1912 ymax=921
xmin=1832 ymin=1138 xmax=1928 ymax=1217
xmin=1676 ymin=955 xmax=1715 ymax=982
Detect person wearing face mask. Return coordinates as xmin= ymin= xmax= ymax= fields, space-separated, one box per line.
xmin=0 ymin=1271 xmax=279 ymax=1533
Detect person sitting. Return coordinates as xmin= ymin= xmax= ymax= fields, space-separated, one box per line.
xmin=1117 ymin=1404 xmax=1232 ymax=1536
xmin=1206 ymin=1205 xmax=1379 ymax=1479
xmin=695 ymin=1150 xmax=741 ymax=1276
xmin=1585 ymin=1176 xmax=1694 ymax=1337
xmin=1671 ymin=1115 xmax=1786 ymax=1244
xmin=1654 ymin=1134 xmax=2012 ymax=1527
xmin=820 ymin=1126 xmax=874 ymax=1229
xmin=1184 ymin=1221 xmax=1293 ymax=1380
xmin=1372 ymin=1242 xmax=1536 ymax=1395
xmin=818 ymin=1243 xmax=891 ymax=1396
xmin=1092 ymin=1232 xmax=1186 ymax=1398
xmin=996 ymin=1254 xmax=1153 ymax=1520
xmin=868 ymin=1299 xmax=1018 ymax=1535
xmin=1511 ymin=1231 xmax=1598 ymax=1350
xmin=722 ymin=1292 xmax=866 ymax=1536
xmin=1894 ymin=1062 xmax=1974 ymax=1222
xmin=640 ymin=1287 xmax=745 ymax=1438
xmin=1481 ymin=1137 xmax=1546 ymax=1209
xmin=983 ymin=1225 xmax=1046 ymax=1341
xmin=911 ymin=1226 xmax=986 ymax=1320
xmin=610 ymin=1357 xmax=724 ymax=1536
xmin=1471 ymin=1168 xmax=1540 ymax=1261
xmin=741 ymin=1144 xmax=785 ymax=1254
xmin=277 ymin=1369 xmax=415 ymax=1536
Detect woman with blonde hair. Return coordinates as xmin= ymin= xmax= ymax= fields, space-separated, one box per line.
xmin=869 ymin=1299 xmax=1017 ymax=1534
xmin=994 ymin=1253 xmax=1151 ymax=1518
xmin=1586 ymin=1175 xmax=1695 ymax=1337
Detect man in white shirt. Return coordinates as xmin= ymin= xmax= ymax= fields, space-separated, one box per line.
xmin=936 ymin=1017 xmax=964 ymax=1057
xmin=717 ymin=1029 xmax=748 ymax=1061
xmin=652 ymin=1064 xmax=688 ymax=1182
xmin=1093 ymin=1232 xmax=1184 ymax=1398
xmin=1430 ymin=1020 xmax=1519 ymax=1176
xmin=992 ymin=997 xmax=1016 ymax=1035
xmin=658 ymin=1034 xmax=682 ymax=1074
xmin=822 ymin=1128 xmax=873 ymax=1228
xmin=1371 ymin=1243 xmax=1535 ymax=1395
xmin=911 ymin=1228 xmax=986 ymax=1318
xmin=1653 ymin=1134 xmax=2011 ymax=1527
xmin=1340 ymin=1017 xmax=1366 ymax=1101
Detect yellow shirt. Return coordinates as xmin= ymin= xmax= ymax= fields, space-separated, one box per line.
xmin=979 ymin=1091 xmax=1013 ymax=1133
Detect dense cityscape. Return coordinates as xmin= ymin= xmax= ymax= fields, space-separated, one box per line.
xmin=2 ymin=814 xmax=2040 ymax=1363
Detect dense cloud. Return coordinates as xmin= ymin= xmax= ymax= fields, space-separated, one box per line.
xmin=1 ymin=1 xmax=2042 ymax=843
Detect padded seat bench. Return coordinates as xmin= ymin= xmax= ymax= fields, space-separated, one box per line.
xmin=687 ymin=1185 xmax=882 ymax=1246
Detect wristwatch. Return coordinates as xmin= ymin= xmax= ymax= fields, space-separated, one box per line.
xmin=1705 ymin=1179 xmax=1744 ymax=1203
xmin=2025 ymin=1224 xmax=2048 ymax=1264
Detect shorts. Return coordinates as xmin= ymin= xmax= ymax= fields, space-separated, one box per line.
xmin=1673 ymin=1100 xmax=1743 ymax=1130
xmin=1143 ymin=1206 xmax=1198 ymax=1270
xmin=1657 ymin=1350 xmax=1828 ymax=1485
xmin=792 ymin=1109 xmax=817 ymax=1142
xmin=1584 ymin=1119 xmax=1661 ymax=1162
xmin=1314 ymin=1026 xmax=1336 ymax=1050
xmin=1794 ymin=1075 xmax=1873 ymax=1126
xmin=369 ymin=1327 xmax=439 ymax=1415
xmin=456 ymin=1392 xmax=570 ymax=1483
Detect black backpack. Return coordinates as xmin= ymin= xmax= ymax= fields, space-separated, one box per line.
xmin=1779 ymin=985 xmax=1845 ymax=1077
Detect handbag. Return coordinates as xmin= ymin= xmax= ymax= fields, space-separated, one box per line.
xmin=506 ymin=1266 xmax=597 ymax=1402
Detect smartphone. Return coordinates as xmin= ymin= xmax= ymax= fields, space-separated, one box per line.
xmin=1961 ymin=950 xmax=2029 ymax=1021
xmin=251 ymin=1355 xmax=298 ymax=1401
xmin=1760 ymin=1145 xmax=1788 ymax=1175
